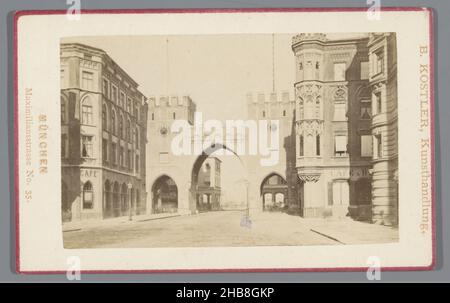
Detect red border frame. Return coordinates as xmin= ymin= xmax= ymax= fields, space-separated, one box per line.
xmin=13 ymin=7 xmax=436 ymax=275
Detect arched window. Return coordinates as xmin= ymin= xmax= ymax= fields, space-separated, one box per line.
xmin=111 ymin=109 xmax=116 ymax=135
xmin=134 ymin=104 xmax=139 ymax=120
xmin=316 ymin=134 xmax=321 ymax=156
xmin=126 ymin=119 xmax=131 ymax=141
xmin=102 ymin=104 xmax=108 ymax=130
xmin=135 ymin=127 xmax=139 ymax=148
xmin=299 ymin=135 xmax=304 ymax=157
xmin=81 ymin=96 xmax=93 ymax=125
xmin=83 ymin=181 xmax=94 ymax=209
xmin=119 ymin=114 xmax=124 ymax=138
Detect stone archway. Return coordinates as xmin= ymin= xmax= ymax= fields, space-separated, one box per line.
xmin=190 ymin=143 xmax=244 ymax=212
xmin=260 ymin=173 xmax=288 ymax=211
xmin=152 ymin=175 xmax=178 ymax=213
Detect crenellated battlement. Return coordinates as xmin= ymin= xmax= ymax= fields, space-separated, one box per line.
xmin=292 ymin=33 xmax=327 ymax=46
xmin=246 ymin=91 xmax=294 ymax=105
xmin=148 ymin=95 xmax=195 ymax=108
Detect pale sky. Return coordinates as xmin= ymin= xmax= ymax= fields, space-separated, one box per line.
xmin=62 ymin=33 xmax=368 ymax=121
xmin=62 ymin=34 xmax=297 ymax=121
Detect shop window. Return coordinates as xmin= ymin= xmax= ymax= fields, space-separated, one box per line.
xmin=83 ymin=181 xmax=94 ymax=209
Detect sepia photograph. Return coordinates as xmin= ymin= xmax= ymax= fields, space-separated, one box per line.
xmin=60 ymin=32 xmax=399 ymax=249
xmin=15 ymin=9 xmax=433 ymax=272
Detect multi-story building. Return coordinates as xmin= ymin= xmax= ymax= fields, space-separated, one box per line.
xmin=291 ymin=33 xmax=376 ymax=220
xmin=368 ymin=33 xmax=398 ymax=226
xmin=60 ymin=43 xmax=148 ymax=222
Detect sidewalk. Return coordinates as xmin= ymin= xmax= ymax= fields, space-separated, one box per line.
xmin=303 ymin=217 xmax=399 ymax=244
xmin=62 ymin=212 xmax=181 ymax=232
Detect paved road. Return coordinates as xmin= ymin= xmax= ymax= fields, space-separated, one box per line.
xmin=63 ymin=210 xmax=345 ymax=248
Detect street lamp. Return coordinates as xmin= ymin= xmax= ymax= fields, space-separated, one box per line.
xmin=127 ymin=182 xmax=133 ymax=221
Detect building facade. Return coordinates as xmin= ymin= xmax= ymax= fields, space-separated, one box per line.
xmin=368 ymin=33 xmax=398 ymax=226
xmin=60 ymin=43 xmax=148 ymax=222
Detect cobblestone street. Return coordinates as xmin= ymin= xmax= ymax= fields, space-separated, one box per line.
xmin=63 ymin=210 xmax=398 ymax=249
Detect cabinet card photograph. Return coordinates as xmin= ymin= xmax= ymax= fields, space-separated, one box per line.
xmin=15 ymin=8 xmax=435 ymax=273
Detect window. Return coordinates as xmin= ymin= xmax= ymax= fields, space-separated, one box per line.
xmin=119 ymin=146 xmax=124 ymax=166
xmin=128 ymin=150 xmax=132 ymax=169
xmin=333 ymin=63 xmax=346 ymax=81
xmin=81 ymin=98 xmax=93 ymax=125
xmin=119 ymin=115 xmax=124 ymax=138
xmin=361 ymin=135 xmax=373 ymax=157
xmin=120 ymin=92 xmax=125 ymax=107
xmin=111 ymin=143 xmax=117 ymax=164
xmin=102 ymin=79 xmax=109 ymax=98
xmin=111 ymin=109 xmax=116 ymax=134
xmin=360 ymin=61 xmax=369 ymax=80
xmin=126 ymin=119 xmax=131 ymax=141
xmin=334 ymin=135 xmax=347 ymax=156
xmin=127 ymin=98 xmax=132 ymax=113
xmin=111 ymin=86 xmax=118 ymax=103
xmin=82 ymin=71 xmax=94 ymax=90
xmin=360 ymin=99 xmax=372 ymax=119
xmin=299 ymin=62 xmax=303 ymax=70
xmin=82 ymin=181 xmax=94 ymax=209
xmin=102 ymin=139 xmax=108 ymax=162
xmin=374 ymin=92 xmax=382 ymax=114
xmin=299 ymin=135 xmax=304 ymax=157
xmin=134 ymin=104 xmax=139 ymax=120
xmin=374 ymin=134 xmax=382 ymax=158
xmin=333 ymin=103 xmax=347 ymax=121
xmin=173 ymin=112 xmax=176 ymax=120
xmin=151 ymin=113 xmax=154 ymax=121
xmin=135 ymin=155 xmax=140 ymax=173
xmin=102 ymin=104 xmax=107 ymax=130
xmin=316 ymin=62 xmax=320 ymax=69
xmin=372 ymin=49 xmax=384 ymax=76
xmin=61 ymin=98 xmax=67 ymax=124
xmin=135 ymin=128 xmax=139 ymax=148
xmin=81 ymin=135 xmax=93 ymax=158
xmin=283 ymin=110 xmax=286 ymax=117
xmin=262 ymin=111 xmax=266 ymax=118
xmin=61 ymin=134 xmax=68 ymax=158
xmin=316 ymin=135 xmax=321 ymax=156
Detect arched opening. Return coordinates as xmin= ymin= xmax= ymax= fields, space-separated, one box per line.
xmin=260 ymin=173 xmax=288 ymax=211
xmin=190 ymin=143 xmax=242 ymax=212
xmin=121 ymin=183 xmax=128 ymax=215
xmin=152 ymin=175 xmax=178 ymax=213
xmin=104 ymin=180 xmax=112 ymax=218
xmin=61 ymin=181 xmax=71 ymax=222
xmin=113 ymin=182 xmax=120 ymax=217
xmin=82 ymin=181 xmax=94 ymax=209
